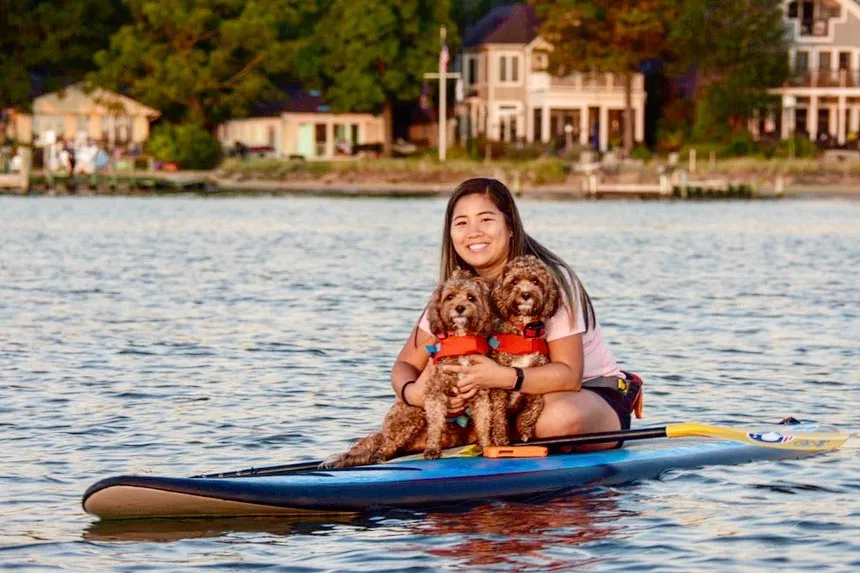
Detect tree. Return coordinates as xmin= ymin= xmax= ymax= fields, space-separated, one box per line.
xmin=529 ymin=0 xmax=677 ymax=152
xmin=89 ymin=0 xmax=317 ymax=129
xmin=0 ymin=0 xmax=128 ymax=141
xmin=304 ymin=0 xmax=456 ymax=156
xmin=670 ymin=0 xmax=788 ymax=140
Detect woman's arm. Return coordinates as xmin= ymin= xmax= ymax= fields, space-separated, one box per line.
xmin=390 ymin=326 xmax=436 ymax=407
xmin=449 ymin=333 xmax=585 ymax=396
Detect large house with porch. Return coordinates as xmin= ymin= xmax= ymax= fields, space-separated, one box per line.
xmin=459 ymin=3 xmax=646 ymax=152
xmin=5 ymin=83 xmax=159 ymax=148
xmin=768 ymin=0 xmax=860 ymax=145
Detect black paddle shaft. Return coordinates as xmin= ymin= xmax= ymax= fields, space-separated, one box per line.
xmin=191 ymin=426 xmax=672 ymax=479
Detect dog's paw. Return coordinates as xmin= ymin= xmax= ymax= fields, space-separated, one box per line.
xmin=318 ymin=454 xmax=344 ymax=469
xmin=423 ymin=448 xmax=442 ymax=460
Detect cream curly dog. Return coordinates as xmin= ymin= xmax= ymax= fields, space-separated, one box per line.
xmin=489 ymin=255 xmax=560 ymax=443
xmin=322 ymin=269 xmax=500 ymax=468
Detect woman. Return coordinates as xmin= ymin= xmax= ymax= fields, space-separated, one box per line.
xmin=392 ymin=178 xmax=641 ymax=449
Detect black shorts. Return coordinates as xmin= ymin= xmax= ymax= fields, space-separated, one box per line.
xmin=584 ymin=387 xmax=631 ymax=431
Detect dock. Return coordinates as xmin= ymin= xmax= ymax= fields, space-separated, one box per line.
xmin=0 ymin=170 xmax=213 ymax=194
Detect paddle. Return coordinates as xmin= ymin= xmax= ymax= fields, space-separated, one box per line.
xmin=192 ymin=422 xmax=848 ymax=479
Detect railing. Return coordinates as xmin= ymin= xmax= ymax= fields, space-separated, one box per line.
xmin=799 ymin=19 xmax=830 ymax=37
xmin=549 ymin=72 xmax=644 ymax=92
xmin=786 ymin=68 xmax=860 ymax=88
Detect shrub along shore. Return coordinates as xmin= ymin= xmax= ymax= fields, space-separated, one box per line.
xmin=209 ymin=154 xmax=860 ymax=198
xmin=3 ymin=154 xmax=859 ymax=198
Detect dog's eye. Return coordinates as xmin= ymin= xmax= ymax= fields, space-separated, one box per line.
xmin=531 ymin=279 xmax=540 ymax=285
xmin=467 ymin=294 xmax=476 ymax=302
xmin=445 ymin=294 xmax=455 ymax=301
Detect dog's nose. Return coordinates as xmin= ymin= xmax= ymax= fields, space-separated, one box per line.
xmin=455 ymin=305 xmax=466 ymax=314
xmin=521 ymin=292 xmax=532 ymax=300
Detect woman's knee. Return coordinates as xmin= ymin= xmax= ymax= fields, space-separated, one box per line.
xmin=535 ymin=391 xmax=621 ymax=438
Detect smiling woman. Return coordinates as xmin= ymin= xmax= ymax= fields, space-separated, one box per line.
xmin=393 ymin=178 xmax=644 ymax=450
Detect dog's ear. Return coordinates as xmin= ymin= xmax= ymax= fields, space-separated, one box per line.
xmin=426 ymin=282 xmax=446 ymax=337
xmin=542 ymin=269 xmax=561 ymax=320
xmin=473 ymin=277 xmax=495 ymax=336
xmin=491 ymin=263 xmax=510 ymax=316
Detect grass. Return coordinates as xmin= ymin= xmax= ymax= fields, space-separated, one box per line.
xmin=217 ymin=151 xmax=860 ymax=186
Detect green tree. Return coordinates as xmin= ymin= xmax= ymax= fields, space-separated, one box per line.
xmin=0 ymin=0 xmax=128 ymax=141
xmin=89 ymin=0 xmax=317 ymax=129
xmin=304 ymin=0 xmax=455 ymax=156
xmin=530 ymin=0 xmax=676 ymax=152
xmin=671 ymin=0 xmax=788 ymax=140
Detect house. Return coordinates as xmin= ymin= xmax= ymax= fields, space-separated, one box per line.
xmin=458 ymin=3 xmax=646 ymax=152
xmin=217 ymin=88 xmax=384 ymax=160
xmin=768 ymin=0 xmax=860 ymax=144
xmin=5 ymin=84 xmax=160 ymax=148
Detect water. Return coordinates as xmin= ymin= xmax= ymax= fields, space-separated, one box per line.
xmin=1 ymin=195 xmax=858 ymax=572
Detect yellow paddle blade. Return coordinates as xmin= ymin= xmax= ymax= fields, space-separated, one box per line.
xmin=387 ymin=444 xmax=482 ymax=463
xmin=666 ymin=423 xmax=848 ymax=451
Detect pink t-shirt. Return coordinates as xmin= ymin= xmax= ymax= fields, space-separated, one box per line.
xmin=417 ymin=277 xmax=621 ymax=381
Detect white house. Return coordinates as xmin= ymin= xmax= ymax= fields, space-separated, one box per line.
xmin=4 ymin=84 xmax=159 ymax=148
xmin=217 ymin=88 xmax=384 ymax=160
xmin=769 ymin=0 xmax=860 ymax=144
xmin=459 ymin=4 xmax=646 ymax=152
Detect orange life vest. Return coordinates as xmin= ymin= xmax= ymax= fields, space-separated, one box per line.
xmin=426 ymin=334 xmax=491 ymax=363
xmin=490 ymin=321 xmax=549 ymax=356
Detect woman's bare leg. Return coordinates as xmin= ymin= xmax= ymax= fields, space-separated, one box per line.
xmin=534 ymin=390 xmax=622 ymax=451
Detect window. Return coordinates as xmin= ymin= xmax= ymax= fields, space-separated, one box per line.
xmin=315 ymin=123 xmax=327 ymax=156
xmin=796 ymin=51 xmax=809 ymax=73
xmin=511 ymin=56 xmax=519 ymax=82
xmin=819 ymin=51 xmax=831 ymax=71
xmin=499 ymin=56 xmax=507 ymax=82
xmin=788 ymin=1 xmax=798 ymax=18
xmin=76 ymin=115 xmax=88 ymax=137
xmin=468 ymin=57 xmax=476 ymax=85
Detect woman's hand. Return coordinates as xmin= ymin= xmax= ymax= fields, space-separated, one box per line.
xmin=442 ymin=355 xmax=516 ymax=396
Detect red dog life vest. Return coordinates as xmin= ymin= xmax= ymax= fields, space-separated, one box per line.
xmin=490 ymin=321 xmax=549 ymax=356
xmin=427 ymin=334 xmax=491 ymax=363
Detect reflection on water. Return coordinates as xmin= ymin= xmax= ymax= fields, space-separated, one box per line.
xmin=415 ymin=493 xmax=630 ymax=571
xmin=1 ymin=196 xmax=858 ymax=571
xmin=83 ymin=514 xmax=368 ymax=543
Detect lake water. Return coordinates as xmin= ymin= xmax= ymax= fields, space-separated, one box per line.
xmin=1 ymin=195 xmax=858 ymax=572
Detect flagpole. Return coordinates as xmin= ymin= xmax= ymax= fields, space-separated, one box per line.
xmin=439 ymin=26 xmax=447 ymax=162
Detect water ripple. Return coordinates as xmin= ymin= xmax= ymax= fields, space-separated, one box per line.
xmin=1 ymin=196 xmax=858 ymax=571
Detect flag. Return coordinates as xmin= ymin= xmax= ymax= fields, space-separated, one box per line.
xmin=439 ymin=41 xmax=449 ymax=76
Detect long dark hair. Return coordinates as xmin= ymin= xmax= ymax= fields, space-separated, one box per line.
xmin=439 ymin=178 xmax=596 ymax=330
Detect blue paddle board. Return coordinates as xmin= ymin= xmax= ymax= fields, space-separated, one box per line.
xmin=82 ymin=435 xmax=822 ymax=520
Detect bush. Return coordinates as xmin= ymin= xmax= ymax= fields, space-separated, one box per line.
xmin=147 ymin=123 xmax=222 ymax=170
xmin=774 ymin=135 xmax=817 ymax=158
xmin=630 ymin=144 xmax=653 ymax=161
xmin=720 ymin=132 xmax=758 ymax=157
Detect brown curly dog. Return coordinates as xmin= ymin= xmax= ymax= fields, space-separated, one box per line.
xmin=490 ymin=255 xmax=560 ymax=443
xmin=321 ymin=269 xmax=498 ymax=468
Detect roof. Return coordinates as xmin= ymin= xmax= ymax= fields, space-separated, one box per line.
xmin=250 ymin=86 xmax=332 ymax=117
xmin=463 ymin=4 xmax=540 ymax=48
xmin=33 ymin=84 xmax=160 ymax=118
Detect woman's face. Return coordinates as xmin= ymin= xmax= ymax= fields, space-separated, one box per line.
xmin=450 ymin=193 xmax=511 ymax=279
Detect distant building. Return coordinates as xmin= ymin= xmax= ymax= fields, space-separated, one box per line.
xmin=217 ymin=88 xmax=384 ymax=160
xmin=769 ymin=0 xmax=860 ymax=144
xmin=459 ymin=3 xmax=646 ymax=151
xmin=6 ymin=84 xmax=160 ymax=148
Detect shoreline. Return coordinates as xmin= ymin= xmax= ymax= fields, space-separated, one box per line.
xmin=2 ymin=169 xmax=859 ymax=200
